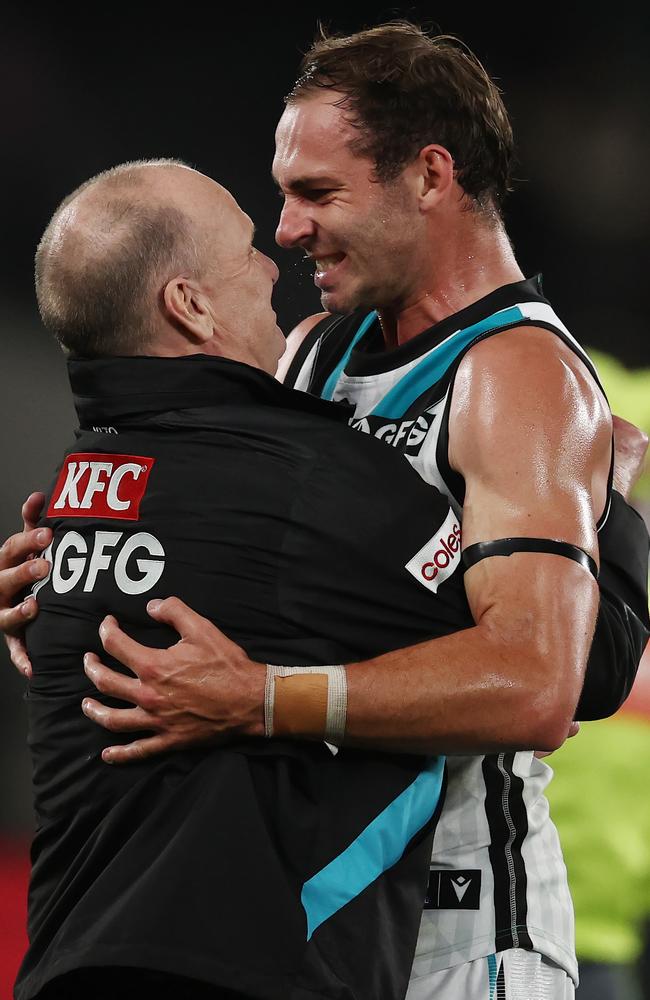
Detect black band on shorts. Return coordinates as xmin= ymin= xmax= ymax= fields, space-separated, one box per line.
xmin=462 ymin=537 xmax=598 ymax=579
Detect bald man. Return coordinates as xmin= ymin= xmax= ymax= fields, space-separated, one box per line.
xmin=13 ymin=160 xmax=477 ymax=1000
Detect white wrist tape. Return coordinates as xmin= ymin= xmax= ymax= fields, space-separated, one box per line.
xmin=265 ymin=664 xmax=347 ymax=744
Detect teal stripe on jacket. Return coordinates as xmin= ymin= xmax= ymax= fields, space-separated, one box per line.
xmin=301 ymin=755 xmax=445 ymax=939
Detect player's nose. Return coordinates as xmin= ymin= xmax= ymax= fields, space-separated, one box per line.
xmin=275 ymin=201 xmax=316 ymax=249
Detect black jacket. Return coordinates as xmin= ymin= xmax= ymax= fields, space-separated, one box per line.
xmin=18 ymin=355 xmax=475 ymax=1000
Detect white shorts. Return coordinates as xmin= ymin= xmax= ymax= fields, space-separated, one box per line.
xmin=406 ymin=948 xmax=575 ymax=1000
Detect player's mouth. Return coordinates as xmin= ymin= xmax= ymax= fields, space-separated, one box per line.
xmin=313 ymin=253 xmax=346 ymax=288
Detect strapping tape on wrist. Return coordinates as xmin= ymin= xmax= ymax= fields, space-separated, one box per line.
xmin=265 ymin=664 xmax=347 ymax=744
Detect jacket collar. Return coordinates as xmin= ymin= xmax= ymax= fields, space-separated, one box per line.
xmin=68 ymin=354 xmax=352 ymax=426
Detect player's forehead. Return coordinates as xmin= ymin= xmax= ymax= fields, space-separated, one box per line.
xmin=272 ymin=92 xmax=362 ymax=188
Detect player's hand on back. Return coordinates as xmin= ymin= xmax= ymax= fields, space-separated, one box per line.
xmin=0 ymin=493 xmax=51 ymax=678
xmin=82 ymin=597 xmax=266 ymax=763
xmin=611 ymin=414 xmax=648 ymax=501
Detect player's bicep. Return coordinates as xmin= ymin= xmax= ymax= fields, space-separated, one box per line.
xmin=449 ymin=328 xmax=610 ymax=628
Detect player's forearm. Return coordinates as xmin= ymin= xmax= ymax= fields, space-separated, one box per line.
xmin=84 ymin=572 xmax=598 ymax=763
xmin=264 ymin=560 xmax=600 ymax=755
xmin=340 ymin=624 xmax=582 ymax=754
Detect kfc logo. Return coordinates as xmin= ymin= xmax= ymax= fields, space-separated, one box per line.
xmin=47 ymin=453 xmax=154 ymax=521
xmin=405 ymin=510 xmax=462 ymax=593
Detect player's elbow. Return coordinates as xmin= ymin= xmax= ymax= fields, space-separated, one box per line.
xmin=478 ymin=597 xmax=594 ymax=751
xmin=520 ymin=702 xmax=574 ymax=752
xmin=516 ymin=668 xmax=580 ymax=751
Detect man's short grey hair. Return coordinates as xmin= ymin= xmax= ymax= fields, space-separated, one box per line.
xmin=35 ymin=158 xmax=202 ymax=357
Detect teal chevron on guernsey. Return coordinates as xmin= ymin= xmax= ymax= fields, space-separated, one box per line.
xmin=301 ymin=755 xmax=445 ymax=940
xmin=321 ymin=310 xmax=378 ymax=400
xmin=366 ymin=306 xmax=525 ymax=418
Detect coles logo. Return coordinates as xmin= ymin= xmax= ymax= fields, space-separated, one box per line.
xmin=405 ymin=509 xmax=462 ymax=593
xmin=47 ymin=453 xmax=154 ymax=521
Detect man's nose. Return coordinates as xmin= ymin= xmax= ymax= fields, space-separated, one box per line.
xmin=275 ymin=200 xmax=316 ymax=249
xmin=257 ymin=250 xmax=280 ymax=284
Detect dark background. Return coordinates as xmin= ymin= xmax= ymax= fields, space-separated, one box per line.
xmin=1 ymin=0 xmax=648 ymax=835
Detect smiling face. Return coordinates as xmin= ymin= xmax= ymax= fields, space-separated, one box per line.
xmin=273 ymin=91 xmax=426 ymax=315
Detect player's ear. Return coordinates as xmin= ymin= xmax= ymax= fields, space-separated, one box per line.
xmin=415 ymin=145 xmax=455 ymax=211
xmin=162 ymin=276 xmax=213 ymax=344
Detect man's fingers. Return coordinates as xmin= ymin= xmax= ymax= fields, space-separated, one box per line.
xmin=84 ymin=652 xmax=143 ymax=703
xmin=0 ymin=529 xmax=51 ymax=572
xmin=98 ymin=617 xmax=161 ymax=677
xmin=0 ymin=595 xmax=40 ymax=637
xmin=0 ymin=559 xmax=50 ymax=610
xmin=6 ymin=634 xmax=33 ymax=678
xmin=81 ymin=698 xmax=157 ymax=733
xmin=534 ymin=720 xmax=581 ymax=758
xmin=611 ymin=414 xmax=649 ymax=500
xmin=22 ymin=493 xmax=47 ymax=532
xmin=612 ymin=413 xmax=649 ymax=451
xmin=101 ymin=734 xmax=176 ymax=765
xmin=146 ymin=596 xmax=215 ymax=642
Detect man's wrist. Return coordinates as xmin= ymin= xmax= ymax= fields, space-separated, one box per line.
xmin=264 ymin=664 xmax=347 ymax=744
xmin=236 ymin=658 xmax=267 ymax=739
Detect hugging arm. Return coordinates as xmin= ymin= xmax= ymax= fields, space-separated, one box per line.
xmin=82 ymin=329 xmax=640 ymax=762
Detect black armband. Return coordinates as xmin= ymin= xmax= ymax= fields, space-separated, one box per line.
xmin=462 ymin=537 xmax=599 ymax=579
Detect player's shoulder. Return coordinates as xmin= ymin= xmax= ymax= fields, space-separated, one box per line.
xmin=276 ymin=312 xmax=331 ymax=383
xmin=457 ymin=324 xmax=609 ymax=416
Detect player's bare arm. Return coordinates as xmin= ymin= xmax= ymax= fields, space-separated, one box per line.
xmin=80 ymin=327 xmax=614 ymax=762
xmin=345 ymin=328 xmax=610 ymax=748
xmin=274 ymin=312 xmax=328 ymax=382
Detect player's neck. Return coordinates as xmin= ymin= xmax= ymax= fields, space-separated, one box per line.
xmin=377 ymin=222 xmax=523 ymax=349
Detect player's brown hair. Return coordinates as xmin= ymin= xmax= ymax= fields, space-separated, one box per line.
xmin=288 ymin=22 xmax=514 ymax=212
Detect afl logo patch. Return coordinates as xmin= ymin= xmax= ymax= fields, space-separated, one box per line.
xmin=47 ymin=453 xmax=155 ymax=521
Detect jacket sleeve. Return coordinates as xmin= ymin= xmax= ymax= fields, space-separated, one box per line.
xmin=576 ymin=490 xmax=650 ymax=720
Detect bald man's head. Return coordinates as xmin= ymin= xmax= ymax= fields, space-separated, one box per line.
xmin=35 ymin=159 xmax=206 ymax=357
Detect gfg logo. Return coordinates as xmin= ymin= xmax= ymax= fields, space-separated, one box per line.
xmin=405 ymin=510 xmax=462 ymax=593
xmin=350 ymin=412 xmax=435 ymax=456
xmin=33 ymin=530 xmax=166 ymax=597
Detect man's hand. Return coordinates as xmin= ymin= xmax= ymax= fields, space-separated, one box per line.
xmin=81 ymin=597 xmax=265 ymax=763
xmin=612 ymin=414 xmax=648 ymax=501
xmin=0 ymin=493 xmax=51 ymax=677
xmin=534 ymin=721 xmax=580 ymax=759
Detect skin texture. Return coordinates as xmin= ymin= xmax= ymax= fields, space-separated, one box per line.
xmin=2 ymin=99 xmax=647 ymax=757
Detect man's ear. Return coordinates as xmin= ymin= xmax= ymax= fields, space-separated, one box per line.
xmin=415 ymin=144 xmax=455 ymax=211
xmin=162 ymin=276 xmax=213 ymax=343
